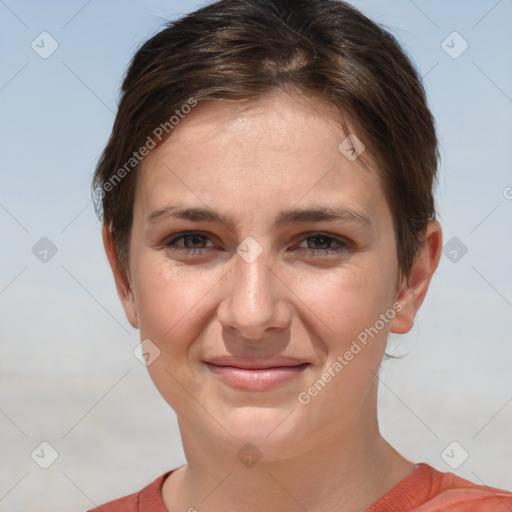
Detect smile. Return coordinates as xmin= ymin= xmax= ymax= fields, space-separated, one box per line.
xmin=204 ymin=361 xmax=310 ymax=391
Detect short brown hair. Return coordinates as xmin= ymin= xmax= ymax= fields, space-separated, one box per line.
xmin=92 ymin=0 xmax=439 ymax=285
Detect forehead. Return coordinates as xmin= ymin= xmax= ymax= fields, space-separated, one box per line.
xmin=135 ymin=92 xmax=387 ymax=225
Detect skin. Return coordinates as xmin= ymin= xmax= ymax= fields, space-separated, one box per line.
xmin=103 ymin=91 xmax=442 ymax=512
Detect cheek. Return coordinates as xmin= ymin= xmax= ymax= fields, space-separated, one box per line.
xmin=132 ymin=249 xmax=397 ymax=353
xmin=134 ymin=257 xmax=223 ymax=342
xmin=292 ymin=259 xmax=395 ymax=346
xmin=134 ymin=251 xmax=232 ymax=382
xmin=131 ymin=257 xmax=225 ymax=406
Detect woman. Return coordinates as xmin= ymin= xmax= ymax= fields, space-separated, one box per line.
xmin=90 ymin=0 xmax=512 ymax=510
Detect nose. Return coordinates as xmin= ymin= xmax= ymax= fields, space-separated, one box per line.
xmin=216 ymin=244 xmax=292 ymax=341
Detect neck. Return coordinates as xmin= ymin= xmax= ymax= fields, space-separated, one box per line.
xmin=162 ymin=384 xmax=416 ymax=512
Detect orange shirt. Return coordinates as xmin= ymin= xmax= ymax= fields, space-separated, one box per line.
xmin=88 ymin=463 xmax=512 ymax=511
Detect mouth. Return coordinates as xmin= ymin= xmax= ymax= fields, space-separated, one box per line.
xmin=203 ymin=356 xmax=310 ymax=391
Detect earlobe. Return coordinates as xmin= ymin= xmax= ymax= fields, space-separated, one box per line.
xmin=102 ymin=224 xmax=139 ymax=329
xmin=390 ymin=221 xmax=443 ymax=335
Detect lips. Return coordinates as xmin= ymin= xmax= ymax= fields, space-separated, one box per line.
xmin=205 ymin=355 xmax=308 ymax=369
xmin=203 ymin=356 xmax=310 ymax=391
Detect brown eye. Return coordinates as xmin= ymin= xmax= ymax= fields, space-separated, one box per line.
xmin=297 ymin=233 xmax=351 ymax=255
xmin=306 ymin=234 xmax=334 ymax=250
xmin=180 ymin=234 xmax=208 ymax=249
xmin=166 ymin=232 xmax=213 ymax=253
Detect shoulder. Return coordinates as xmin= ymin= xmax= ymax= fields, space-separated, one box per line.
xmin=86 ymin=471 xmax=172 ymax=512
xmin=368 ymin=463 xmax=512 ymax=512
xmin=87 ymin=491 xmax=139 ymax=512
xmin=420 ymin=463 xmax=512 ymax=511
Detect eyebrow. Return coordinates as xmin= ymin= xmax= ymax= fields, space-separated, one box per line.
xmin=148 ymin=205 xmax=372 ymax=230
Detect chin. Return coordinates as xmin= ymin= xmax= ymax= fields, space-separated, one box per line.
xmin=208 ymin=405 xmax=312 ymax=463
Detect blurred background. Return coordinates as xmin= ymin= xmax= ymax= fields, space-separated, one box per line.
xmin=0 ymin=0 xmax=511 ymax=510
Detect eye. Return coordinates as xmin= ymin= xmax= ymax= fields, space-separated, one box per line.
xmin=164 ymin=231 xmax=352 ymax=257
xmin=165 ymin=232 xmax=215 ymax=253
xmin=296 ymin=233 xmax=351 ymax=255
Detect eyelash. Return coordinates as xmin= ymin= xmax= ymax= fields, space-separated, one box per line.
xmin=164 ymin=231 xmax=351 ymax=256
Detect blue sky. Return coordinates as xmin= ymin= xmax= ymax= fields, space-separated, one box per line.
xmin=0 ymin=1 xmax=511 ymax=507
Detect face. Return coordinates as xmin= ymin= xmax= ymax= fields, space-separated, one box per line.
xmin=112 ymin=92 xmax=416 ymax=461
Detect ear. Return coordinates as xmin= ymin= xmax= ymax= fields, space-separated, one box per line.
xmin=102 ymin=223 xmax=139 ymax=329
xmin=390 ymin=221 xmax=442 ymax=334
